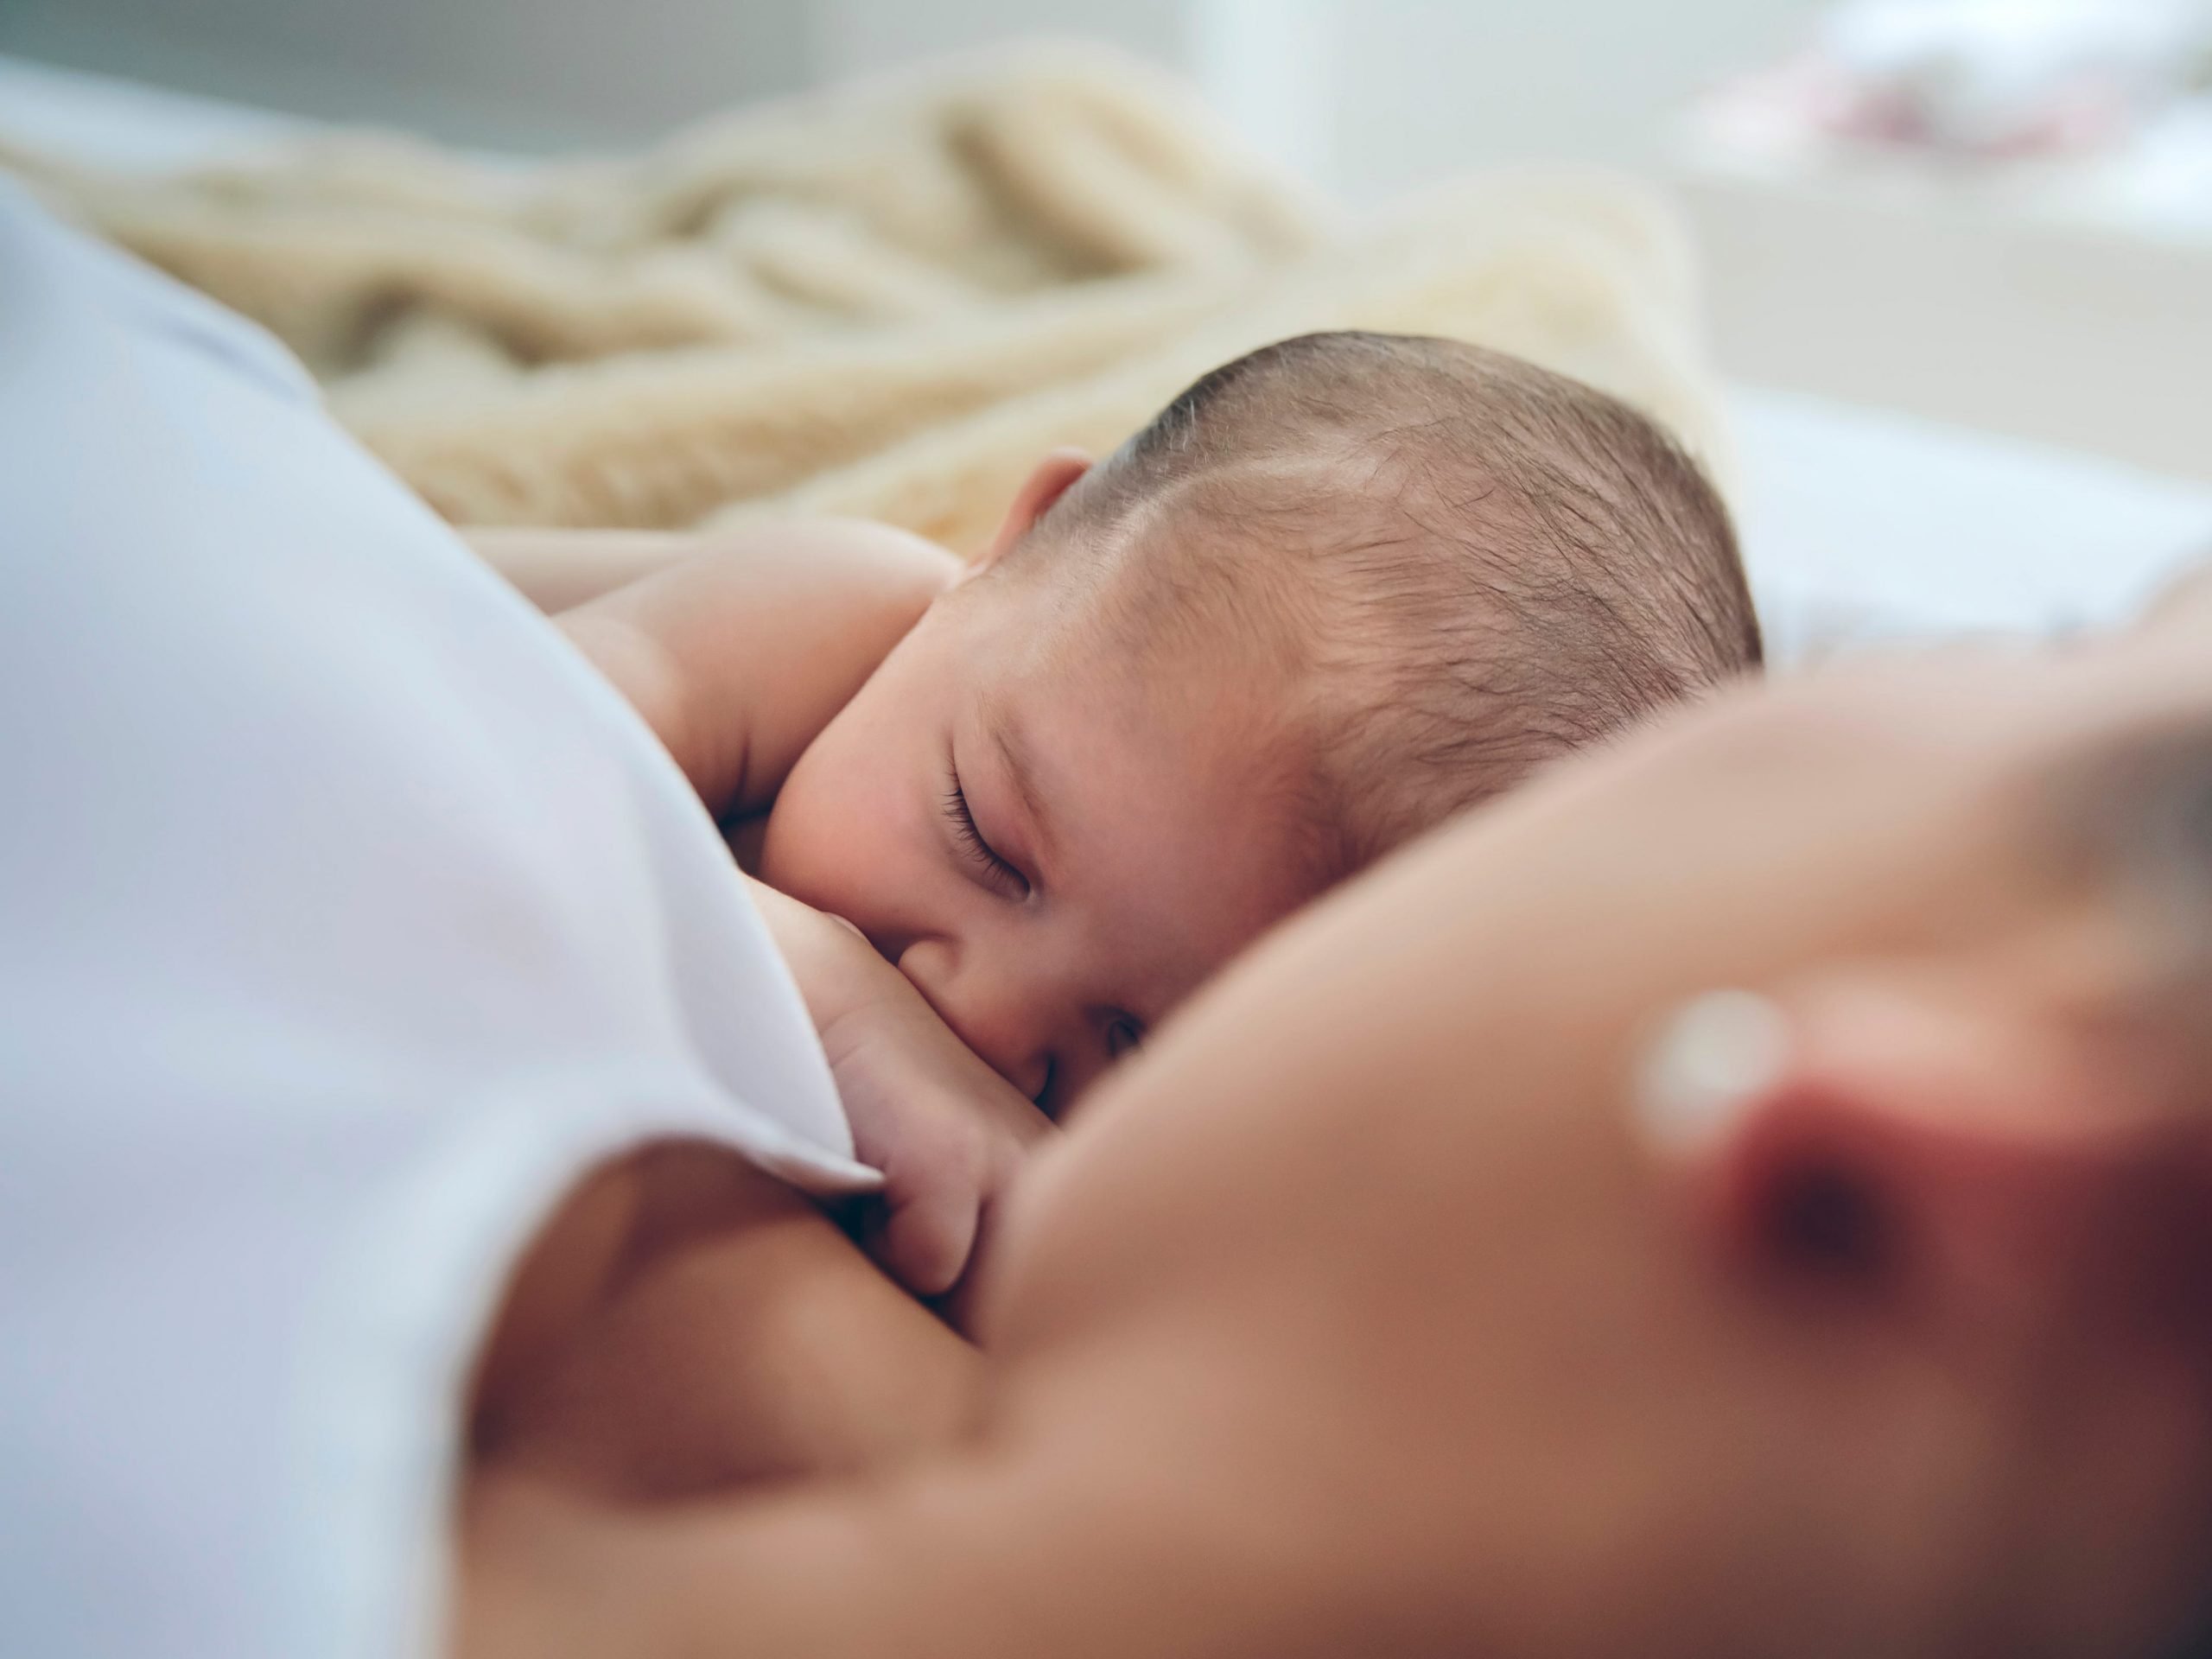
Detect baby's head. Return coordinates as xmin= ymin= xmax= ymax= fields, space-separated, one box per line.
xmin=763 ymin=332 xmax=1760 ymax=1112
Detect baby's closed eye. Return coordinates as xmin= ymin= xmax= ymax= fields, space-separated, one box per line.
xmin=941 ymin=763 xmax=1029 ymax=899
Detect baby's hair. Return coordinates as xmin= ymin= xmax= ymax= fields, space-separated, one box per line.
xmin=1005 ymin=330 xmax=1761 ymax=881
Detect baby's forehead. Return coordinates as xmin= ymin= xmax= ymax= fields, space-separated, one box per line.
xmin=969 ymin=562 xmax=1313 ymax=791
xmin=982 ymin=587 xmax=1296 ymax=757
xmin=1042 ymin=486 xmax=1386 ymax=678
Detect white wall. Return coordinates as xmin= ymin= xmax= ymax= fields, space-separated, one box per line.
xmin=0 ymin=0 xmax=1820 ymax=180
xmin=0 ymin=0 xmax=814 ymax=149
xmin=804 ymin=1 xmax=1828 ymax=193
xmin=1325 ymin=0 xmax=1823 ymax=189
xmin=808 ymin=0 xmax=1186 ymax=82
xmin=0 ymin=0 xmax=1197 ymax=151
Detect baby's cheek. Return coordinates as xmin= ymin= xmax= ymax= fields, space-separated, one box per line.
xmin=753 ymin=786 xmax=834 ymax=908
xmin=756 ymin=743 xmax=899 ymax=925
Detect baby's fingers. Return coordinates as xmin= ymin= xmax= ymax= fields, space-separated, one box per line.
xmin=859 ymin=1177 xmax=979 ymax=1301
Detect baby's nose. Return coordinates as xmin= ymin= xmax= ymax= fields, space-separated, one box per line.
xmin=894 ymin=939 xmax=1055 ymax=1103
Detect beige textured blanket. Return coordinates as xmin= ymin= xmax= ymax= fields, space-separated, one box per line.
xmin=3 ymin=48 xmax=1727 ymax=553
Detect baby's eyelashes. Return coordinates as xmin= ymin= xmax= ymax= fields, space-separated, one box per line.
xmin=941 ymin=766 xmax=1030 ymax=899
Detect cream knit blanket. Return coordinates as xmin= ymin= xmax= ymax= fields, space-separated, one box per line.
xmin=3 ymin=48 xmax=1727 ymax=553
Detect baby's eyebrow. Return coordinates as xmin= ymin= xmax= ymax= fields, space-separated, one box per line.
xmin=991 ymin=716 xmax=1057 ymax=866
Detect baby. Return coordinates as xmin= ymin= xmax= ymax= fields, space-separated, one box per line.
xmin=484 ymin=331 xmax=1761 ymax=1303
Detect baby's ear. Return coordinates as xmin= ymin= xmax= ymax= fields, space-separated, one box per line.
xmin=1636 ymin=974 xmax=2212 ymax=1361
xmin=970 ymin=449 xmax=1091 ymax=575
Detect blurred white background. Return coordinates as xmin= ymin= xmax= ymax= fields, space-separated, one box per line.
xmin=6 ymin=0 xmax=2208 ymax=484
xmin=0 ymin=0 xmax=1820 ymax=180
xmin=5 ymin=0 xmax=2209 ymax=614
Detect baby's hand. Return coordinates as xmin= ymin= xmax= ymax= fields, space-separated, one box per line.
xmin=818 ymin=979 xmax=1055 ymax=1307
xmin=748 ymin=880 xmax=1054 ymax=1307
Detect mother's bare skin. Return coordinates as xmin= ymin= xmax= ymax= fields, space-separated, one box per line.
xmin=467 ymin=1145 xmax=979 ymax=1503
xmin=458 ymin=588 xmax=2212 ymax=1659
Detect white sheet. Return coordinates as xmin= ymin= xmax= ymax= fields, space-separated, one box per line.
xmin=6 ymin=51 xmax=2209 ymax=660
xmin=1734 ymin=384 xmax=2212 ymax=659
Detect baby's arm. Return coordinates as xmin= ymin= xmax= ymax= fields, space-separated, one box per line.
xmin=471 ymin=528 xmax=704 ymax=613
xmin=479 ymin=525 xmax=1033 ymax=1300
xmin=472 ymin=522 xmax=959 ymax=816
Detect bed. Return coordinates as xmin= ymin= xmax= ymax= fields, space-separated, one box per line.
xmin=7 ymin=48 xmax=2209 ymax=660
